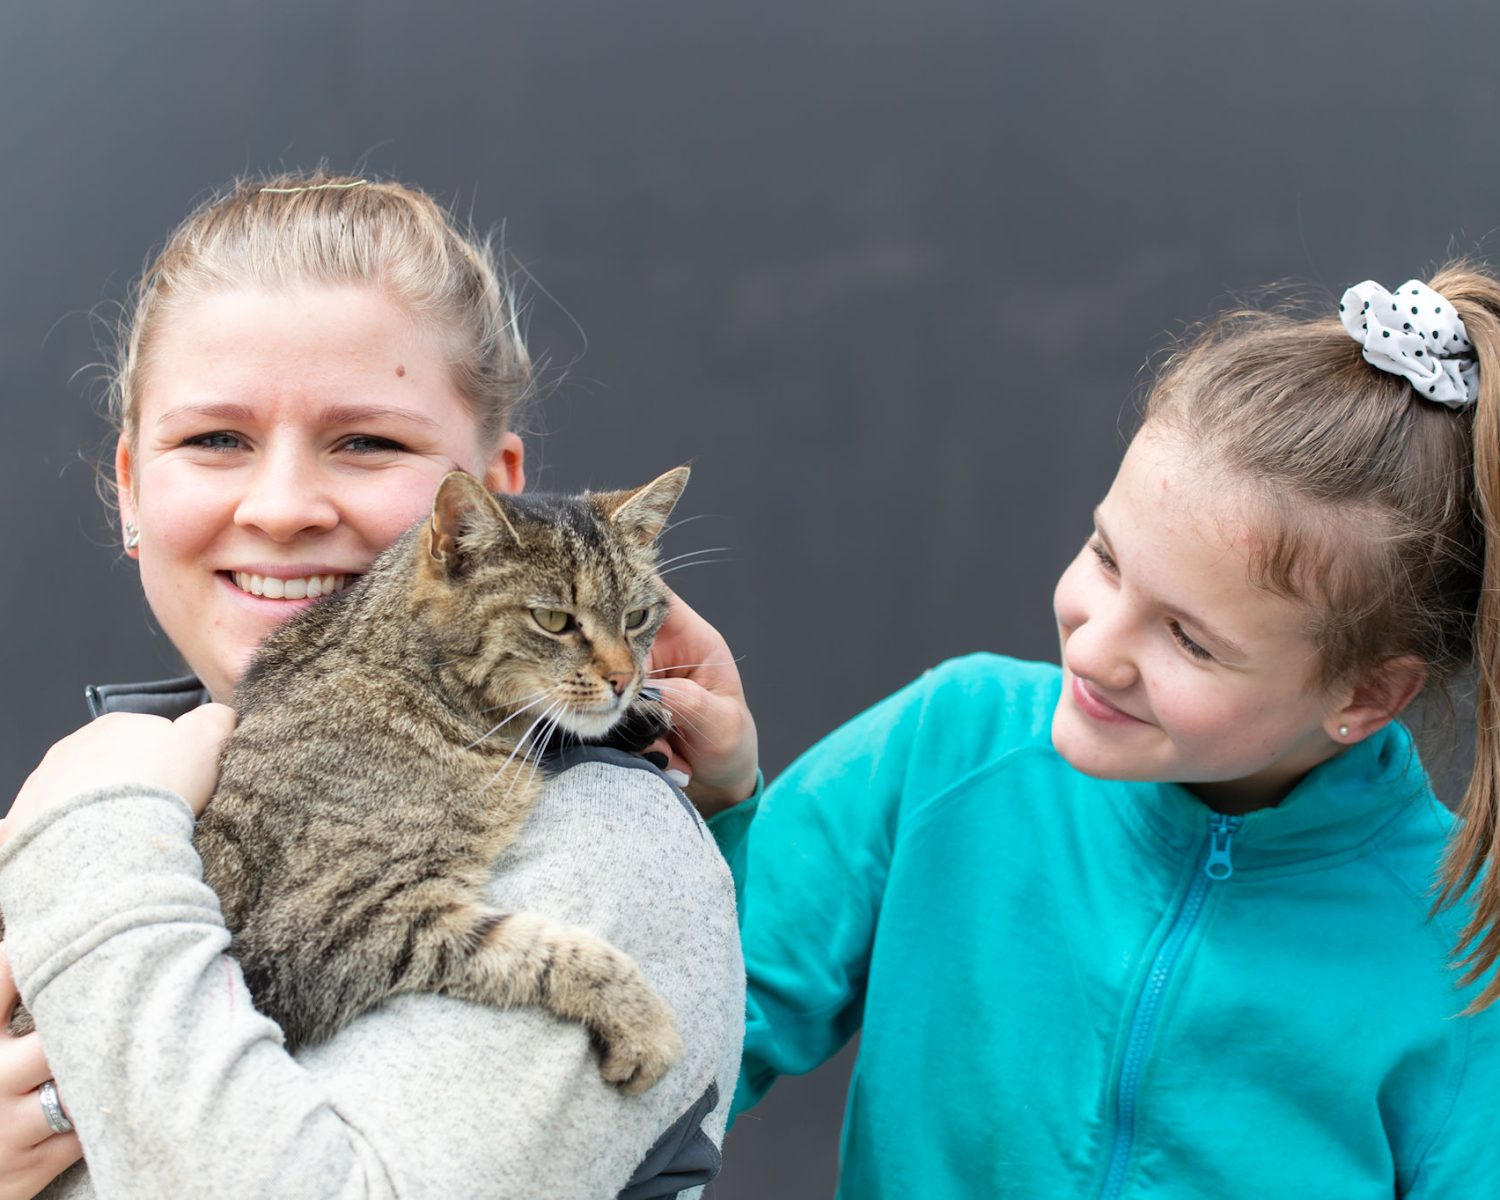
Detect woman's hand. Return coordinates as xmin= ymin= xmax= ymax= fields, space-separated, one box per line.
xmin=0 ymin=705 xmax=237 ymax=851
xmin=645 ymin=589 xmax=758 ymax=818
xmin=0 ymin=946 xmax=79 ymax=1200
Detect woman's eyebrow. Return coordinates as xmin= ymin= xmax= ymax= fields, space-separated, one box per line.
xmin=153 ymin=402 xmax=441 ymax=428
xmin=154 ymin=401 xmax=257 ymax=426
xmin=317 ymin=403 xmax=441 ymax=428
xmin=1093 ymin=510 xmax=1247 ymax=660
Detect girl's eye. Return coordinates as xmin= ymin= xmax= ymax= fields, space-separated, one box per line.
xmin=623 ymin=607 xmax=650 ymax=631
xmin=1088 ymin=539 xmax=1118 ymax=573
xmin=531 ymin=608 xmax=574 ymax=634
xmin=1169 ymin=620 xmax=1213 ymax=662
xmin=183 ymin=431 xmax=244 ymax=452
xmin=340 ymin=435 xmax=408 ymax=454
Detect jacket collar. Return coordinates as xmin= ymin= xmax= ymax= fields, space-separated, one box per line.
xmin=1123 ymin=720 xmax=1434 ymax=872
xmin=86 ymin=675 xmax=210 ymax=721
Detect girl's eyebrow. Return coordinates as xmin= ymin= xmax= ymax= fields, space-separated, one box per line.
xmin=154 ymin=402 xmax=440 ymax=429
xmin=1093 ymin=510 xmax=1247 ymax=661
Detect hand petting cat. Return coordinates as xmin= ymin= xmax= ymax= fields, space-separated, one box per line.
xmin=645 ymin=588 xmax=759 ymax=818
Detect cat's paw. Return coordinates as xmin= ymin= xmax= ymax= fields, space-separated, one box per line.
xmin=592 ymin=994 xmax=684 ymax=1093
xmin=8 ymin=1003 xmax=35 ymax=1038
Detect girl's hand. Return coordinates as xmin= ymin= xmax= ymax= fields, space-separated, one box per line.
xmin=645 ymin=589 xmax=758 ymax=818
xmin=0 ymin=705 xmax=237 ymax=851
xmin=0 ymin=946 xmax=80 ymax=1200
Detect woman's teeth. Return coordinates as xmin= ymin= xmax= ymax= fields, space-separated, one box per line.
xmin=231 ymin=572 xmax=349 ymax=599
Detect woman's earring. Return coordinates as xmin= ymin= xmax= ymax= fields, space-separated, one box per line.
xmin=124 ymin=520 xmax=140 ymax=551
xmin=1337 ymin=724 xmax=1350 ymax=740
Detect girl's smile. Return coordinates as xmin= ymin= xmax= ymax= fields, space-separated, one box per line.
xmin=1051 ymin=427 xmax=1354 ymax=813
xmin=1069 ymin=673 xmax=1147 ymax=725
xmin=116 ymin=284 xmax=523 ymax=702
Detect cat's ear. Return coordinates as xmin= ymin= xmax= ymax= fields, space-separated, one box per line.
xmin=427 ymin=471 xmax=519 ymax=576
xmin=598 ymin=466 xmax=690 ymax=548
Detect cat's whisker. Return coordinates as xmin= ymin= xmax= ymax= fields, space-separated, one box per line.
xmin=505 ymin=705 xmax=567 ymax=803
xmin=466 ymin=692 xmax=556 ymax=749
xmin=522 ymin=710 xmax=565 ymax=794
xmin=654 ymin=546 xmax=730 ymax=571
xmin=660 ymin=513 xmax=716 ymax=536
xmin=657 ymin=559 xmax=727 ymax=579
xmin=661 ymin=704 xmax=712 ymax=742
xmin=484 ymin=701 xmax=565 ymax=792
xmin=643 ymin=658 xmax=744 ymax=676
xmin=479 ymin=687 xmax=555 ymax=715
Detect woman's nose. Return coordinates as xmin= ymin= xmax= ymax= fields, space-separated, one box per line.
xmin=233 ymin=449 xmax=339 ymax=542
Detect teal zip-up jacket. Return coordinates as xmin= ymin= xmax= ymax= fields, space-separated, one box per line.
xmin=709 ymin=654 xmax=1500 ymax=1198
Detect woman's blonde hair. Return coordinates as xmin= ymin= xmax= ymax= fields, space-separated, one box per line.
xmin=111 ymin=170 xmax=532 ymax=450
xmin=1142 ymin=262 xmax=1500 ymax=1008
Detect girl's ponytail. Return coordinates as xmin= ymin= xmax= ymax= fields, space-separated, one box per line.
xmin=1433 ymin=268 xmax=1500 ymax=1008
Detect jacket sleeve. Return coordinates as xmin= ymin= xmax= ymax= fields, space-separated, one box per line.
xmin=725 ymin=669 xmax=941 ymax=1119
xmin=1401 ymin=1004 xmax=1500 ymax=1198
xmin=0 ymin=770 xmax=741 ymax=1200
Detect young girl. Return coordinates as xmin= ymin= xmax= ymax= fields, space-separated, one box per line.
xmin=0 ymin=174 xmax=753 ymax=1199
xmin=702 ymin=267 xmax=1500 ymax=1196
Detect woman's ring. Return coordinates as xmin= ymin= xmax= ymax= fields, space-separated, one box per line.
xmin=39 ymin=1078 xmax=72 ymax=1134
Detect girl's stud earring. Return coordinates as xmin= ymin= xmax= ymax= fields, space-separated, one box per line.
xmin=1337 ymin=724 xmax=1350 ymax=739
xmin=124 ymin=520 xmax=140 ymax=551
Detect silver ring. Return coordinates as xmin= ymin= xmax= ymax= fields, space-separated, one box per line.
xmin=39 ymin=1079 xmax=72 ymax=1135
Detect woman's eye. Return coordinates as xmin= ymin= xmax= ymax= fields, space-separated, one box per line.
xmin=183 ymin=431 xmax=244 ymax=452
xmin=624 ymin=608 xmax=650 ymax=631
xmin=340 ymin=435 xmax=408 ymax=454
xmin=1169 ymin=620 xmax=1213 ymax=661
xmin=1088 ymin=539 xmax=1118 ymax=573
xmin=531 ymin=608 xmax=573 ymax=634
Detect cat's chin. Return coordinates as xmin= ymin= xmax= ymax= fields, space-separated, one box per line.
xmin=557 ymin=701 xmax=631 ymax=741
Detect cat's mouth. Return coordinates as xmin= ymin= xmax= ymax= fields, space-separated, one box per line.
xmin=225 ymin=571 xmax=358 ymax=600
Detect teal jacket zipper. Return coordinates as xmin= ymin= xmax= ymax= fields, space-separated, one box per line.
xmin=1099 ymin=812 xmax=1243 ymax=1199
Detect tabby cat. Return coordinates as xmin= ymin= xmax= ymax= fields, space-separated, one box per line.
xmin=7 ymin=467 xmax=690 ymax=1093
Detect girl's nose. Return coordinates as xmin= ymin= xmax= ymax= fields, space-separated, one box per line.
xmin=1063 ymin=610 xmax=1138 ymax=693
xmin=233 ymin=450 xmax=339 ymax=542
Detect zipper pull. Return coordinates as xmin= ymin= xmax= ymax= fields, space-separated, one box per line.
xmin=1204 ymin=813 xmax=1244 ymax=880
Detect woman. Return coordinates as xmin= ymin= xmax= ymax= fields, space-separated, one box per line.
xmin=0 ymin=173 xmax=756 ymax=1199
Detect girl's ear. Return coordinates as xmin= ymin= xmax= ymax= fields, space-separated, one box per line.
xmin=115 ymin=435 xmax=139 ymax=559
xmin=1327 ymin=655 xmax=1428 ymax=743
xmin=483 ymin=432 xmax=525 ymax=496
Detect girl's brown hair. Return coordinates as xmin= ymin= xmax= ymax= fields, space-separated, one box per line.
xmin=1142 ymin=263 xmax=1500 ymax=1008
xmin=112 ymin=171 xmax=533 ymax=452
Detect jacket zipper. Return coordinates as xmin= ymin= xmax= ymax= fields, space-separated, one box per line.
xmin=1098 ymin=812 xmax=1243 ymax=1200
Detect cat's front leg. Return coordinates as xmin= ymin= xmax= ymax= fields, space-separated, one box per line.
xmin=445 ymin=908 xmax=683 ymax=1093
xmin=0 ymin=911 xmax=31 ymax=1037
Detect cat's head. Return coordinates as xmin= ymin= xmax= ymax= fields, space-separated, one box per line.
xmin=411 ymin=466 xmax=690 ymax=739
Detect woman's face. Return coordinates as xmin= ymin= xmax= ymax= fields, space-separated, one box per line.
xmin=117 ymin=284 xmax=525 ymax=702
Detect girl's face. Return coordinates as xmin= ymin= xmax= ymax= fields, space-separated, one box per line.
xmin=116 ymin=284 xmax=525 ymax=703
xmin=1051 ymin=427 xmax=1353 ymax=813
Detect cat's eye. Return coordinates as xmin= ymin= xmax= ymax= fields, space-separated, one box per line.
xmin=531 ymin=608 xmax=573 ymax=634
xmin=624 ymin=608 xmax=650 ymax=631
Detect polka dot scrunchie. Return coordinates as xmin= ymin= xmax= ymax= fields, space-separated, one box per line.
xmin=1339 ymin=279 xmax=1478 ymax=408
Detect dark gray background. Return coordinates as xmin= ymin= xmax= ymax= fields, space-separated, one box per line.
xmin=3 ymin=1 xmax=1498 ymax=1194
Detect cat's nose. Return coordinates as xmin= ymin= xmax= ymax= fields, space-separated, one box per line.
xmin=606 ymin=671 xmax=633 ymax=697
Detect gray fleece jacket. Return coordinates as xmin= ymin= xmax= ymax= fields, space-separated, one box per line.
xmin=0 ymin=678 xmax=743 ymax=1199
